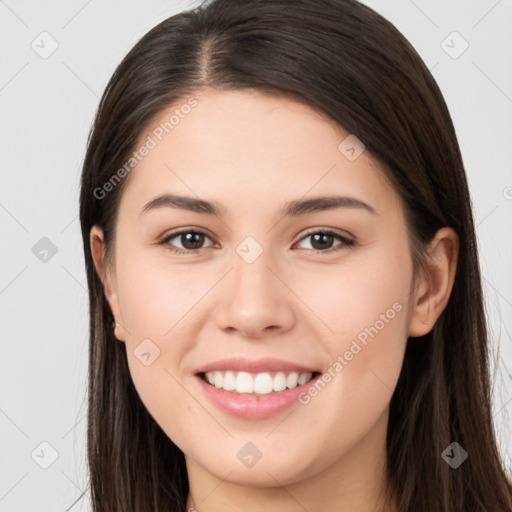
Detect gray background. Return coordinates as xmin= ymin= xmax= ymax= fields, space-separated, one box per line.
xmin=1 ymin=0 xmax=511 ymax=510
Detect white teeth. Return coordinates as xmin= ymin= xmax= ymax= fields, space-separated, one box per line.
xmin=298 ymin=372 xmax=312 ymax=386
xmin=286 ymin=372 xmax=299 ymax=389
xmin=223 ymin=370 xmax=236 ymax=391
xmin=235 ymin=372 xmax=253 ymax=393
xmin=254 ymin=373 xmax=273 ymax=394
xmin=203 ymin=370 xmax=315 ymax=394
xmin=273 ymin=371 xmax=287 ymax=392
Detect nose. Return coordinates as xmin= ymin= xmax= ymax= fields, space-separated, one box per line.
xmin=213 ymin=249 xmax=296 ymax=339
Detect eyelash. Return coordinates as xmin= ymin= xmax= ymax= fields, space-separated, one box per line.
xmin=159 ymin=228 xmax=355 ymax=255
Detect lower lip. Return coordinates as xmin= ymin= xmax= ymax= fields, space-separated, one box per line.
xmin=195 ymin=374 xmax=320 ymax=419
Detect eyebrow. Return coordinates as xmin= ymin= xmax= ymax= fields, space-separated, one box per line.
xmin=140 ymin=193 xmax=377 ymax=218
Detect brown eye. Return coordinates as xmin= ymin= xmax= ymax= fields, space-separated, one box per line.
xmin=295 ymin=230 xmax=354 ymax=253
xmin=160 ymin=229 xmax=214 ymax=254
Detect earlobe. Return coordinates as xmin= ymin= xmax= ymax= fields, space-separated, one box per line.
xmin=89 ymin=225 xmax=126 ymax=342
xmin=408 ymin=227 xmax=459 ymax=338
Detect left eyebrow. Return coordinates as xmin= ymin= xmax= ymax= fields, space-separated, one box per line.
xmin=140 ymin=194 xmax=227 ymax=218
xmin=139 ymin=193 xmax=378 ymax=218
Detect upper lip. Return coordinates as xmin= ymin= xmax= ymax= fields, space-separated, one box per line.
xmin=195 ymin=357 xmax=319 ymax=375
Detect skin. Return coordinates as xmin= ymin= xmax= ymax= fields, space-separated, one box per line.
xmin=90 ymin=89 xmax=459 ymax=512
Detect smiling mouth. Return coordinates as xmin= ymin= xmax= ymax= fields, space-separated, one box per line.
xmin=198 ymin=370 xmax=320 ymax=394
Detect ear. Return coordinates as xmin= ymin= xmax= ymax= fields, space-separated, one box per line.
xmin=89 ymin=225 xmax=127 ymax=342
xmin=408 ymin=227 xmax=459 ymax=337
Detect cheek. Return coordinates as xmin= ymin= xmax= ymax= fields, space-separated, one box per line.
xmin=280 ymin=254 xmax=411 ymax=469
xmin=115 ymin=250 xmax=197 ymax=340
xmin=297 ymin=248 xmax=412 ymax=353
xmin=114 ymin=252 xmax=192 ymax=400
xmin=293 ymin=246 xmax=412 ymax=414
xmin=115 ymin=255 xmax=198 ymax=439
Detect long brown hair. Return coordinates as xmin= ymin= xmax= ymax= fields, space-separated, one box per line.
xmin=73 ymin=0 xmax=512 ymax=510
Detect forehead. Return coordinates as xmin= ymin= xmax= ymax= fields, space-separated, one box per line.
xmin=118 ymin=89 xmax=399 ymax=220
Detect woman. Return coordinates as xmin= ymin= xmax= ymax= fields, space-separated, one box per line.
xmin=74 ymin=0 xmax=512 ymax=510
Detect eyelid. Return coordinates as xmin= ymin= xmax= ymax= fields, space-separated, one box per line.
xmin=297 ymin=226 xmax=355 ymax=242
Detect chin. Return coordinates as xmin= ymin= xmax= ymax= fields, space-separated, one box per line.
xmin=190 ymin=443 xmax=318 ymax=487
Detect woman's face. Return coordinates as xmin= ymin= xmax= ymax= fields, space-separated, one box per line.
xmin=92 ymin=89 xmax=420 ymax=488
